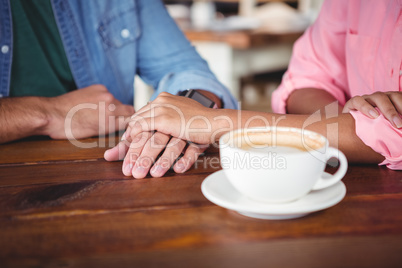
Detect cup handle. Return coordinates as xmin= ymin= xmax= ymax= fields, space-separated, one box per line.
xmin=312 ymin=147 xmax=348 ymax=191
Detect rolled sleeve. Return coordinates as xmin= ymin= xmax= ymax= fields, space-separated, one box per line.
xmin=272 ymin=0 xmax=349 ymax=113
xmin=350 ymin=110 xmax=402 ymax=170
xmin=272 ymin=72 xmax=347 ymax=114
xmin=137 ymin=0 xmax=238 ymax=110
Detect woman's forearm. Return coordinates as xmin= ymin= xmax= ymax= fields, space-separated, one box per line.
xmin=286 ymin=88 xmax=343 ymax=115
xmin=217 ymin=109 xmax=384 ymax=164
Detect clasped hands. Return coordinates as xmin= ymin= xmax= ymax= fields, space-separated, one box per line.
xmin=105 ymin=92 xmax=217 ymax=179
xmin=26 ymin=85 xmax=213 ymax=179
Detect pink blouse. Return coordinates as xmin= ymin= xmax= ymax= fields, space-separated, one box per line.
xmin=272 ymin=0 xmax=402 ymax=169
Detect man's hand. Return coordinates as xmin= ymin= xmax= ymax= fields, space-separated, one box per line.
xmin=0 ymin=84 xmax=134 ymax=143
xmin=44 ymin=85 xmax=135 ymax=139
xmin=342 ymin=91 xmax=402 ymax=128
xmin=104 ymin=91 xmax=221 ymax=179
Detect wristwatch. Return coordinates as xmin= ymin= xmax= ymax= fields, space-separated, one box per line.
xmin=179 ymin=89 xmax=218 ymax=108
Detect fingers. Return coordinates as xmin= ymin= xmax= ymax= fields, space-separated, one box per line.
xmin=388 ymin=93 xmax=402 ymax=114
xmin=388 ymin=94 xmax=402 ymax=128
xmin=368 ymin=93 xmax=402 ymax=128
xmin=104 ymin=124 xmax=133 ymax=162
xmin=343 ymin=93 xmax=402 ymax=128
xmin=173 ymin=143 xmax=208 ymax=174
xmin=122 ymin=131 xmax=153 ymax=176
xmin=114 ymin=123 xmax=210 ymax=178
xmin=104 ymin=139 xmax=130 ymax=161
xmin=119 ymin=133 xmax=208 ymax=177
xmin=150 ymin=138 xmax=187 ymax=177
xmin=122 ymin=117 xmax=152 ymax=144
xmin=130 ymin=132 xmax=171 ymax=179
xmin=121 ymin=131 xmax=203 ymax=178
xmin=342 ymin=96 xmax=379 ymax=118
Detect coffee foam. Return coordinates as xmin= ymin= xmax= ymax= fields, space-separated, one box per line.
xmin=225 ymin=130 xmax=325 ymax=152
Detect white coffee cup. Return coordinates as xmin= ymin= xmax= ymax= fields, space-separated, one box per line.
xmin=219 ymin=127 xmax=348 ymax=203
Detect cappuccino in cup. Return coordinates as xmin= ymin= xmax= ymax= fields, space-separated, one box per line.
xmin=219 ymin=127 xmax=348 ymax=203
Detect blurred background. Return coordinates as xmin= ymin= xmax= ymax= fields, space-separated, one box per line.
xmin=135 ymin=0 xmax=324 ymax=112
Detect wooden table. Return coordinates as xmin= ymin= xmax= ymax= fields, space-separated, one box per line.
xmin=184 ymin=29 xmax=302 ymax=50
xmin=1 ymin=137 xmax=401 ymax=268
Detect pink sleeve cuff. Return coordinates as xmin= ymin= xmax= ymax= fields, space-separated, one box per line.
xmin=271 ymin=72 xmax=347 ymax=114
xmin=350 ymin=110 xmax=402 ymax=170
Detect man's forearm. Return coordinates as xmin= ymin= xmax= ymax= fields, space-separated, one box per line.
xmin=0 ymin=97 xmax=50 ymax=143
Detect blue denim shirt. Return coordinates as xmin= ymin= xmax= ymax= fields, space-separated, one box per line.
xmin=0 ymin=0 xmax=237 ymax=108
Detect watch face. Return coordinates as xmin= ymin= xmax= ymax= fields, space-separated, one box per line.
xmin=185 ymin=90 xmax=215 ymax=108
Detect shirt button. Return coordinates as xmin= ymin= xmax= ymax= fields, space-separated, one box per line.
xmin=121 ymin=29 xmax=130 ymax=39
xmin=400 ymin=70 xmax=402 ymax=76
xmin=0 ymin=93 xmax=3 ymax=98
xmin=1 ymin=45 xmax=9 ymax=54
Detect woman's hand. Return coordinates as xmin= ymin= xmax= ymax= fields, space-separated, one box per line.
xmin=105 ymin=92 xmax=223 ymax=178
xmin=126 ymin=92 xmax=219 ymax=144
xmin=342 ymin=91 xmax=402 ymax=128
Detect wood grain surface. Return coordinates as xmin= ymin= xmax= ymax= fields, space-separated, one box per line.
xmin=0 ymin=137 xmax=401 ymax=268
xmin=184 ymin=29 xmax=302 ymax=49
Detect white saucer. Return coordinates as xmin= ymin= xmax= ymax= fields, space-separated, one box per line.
xmin=201 ymin=170 xmax=346 ymax=220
